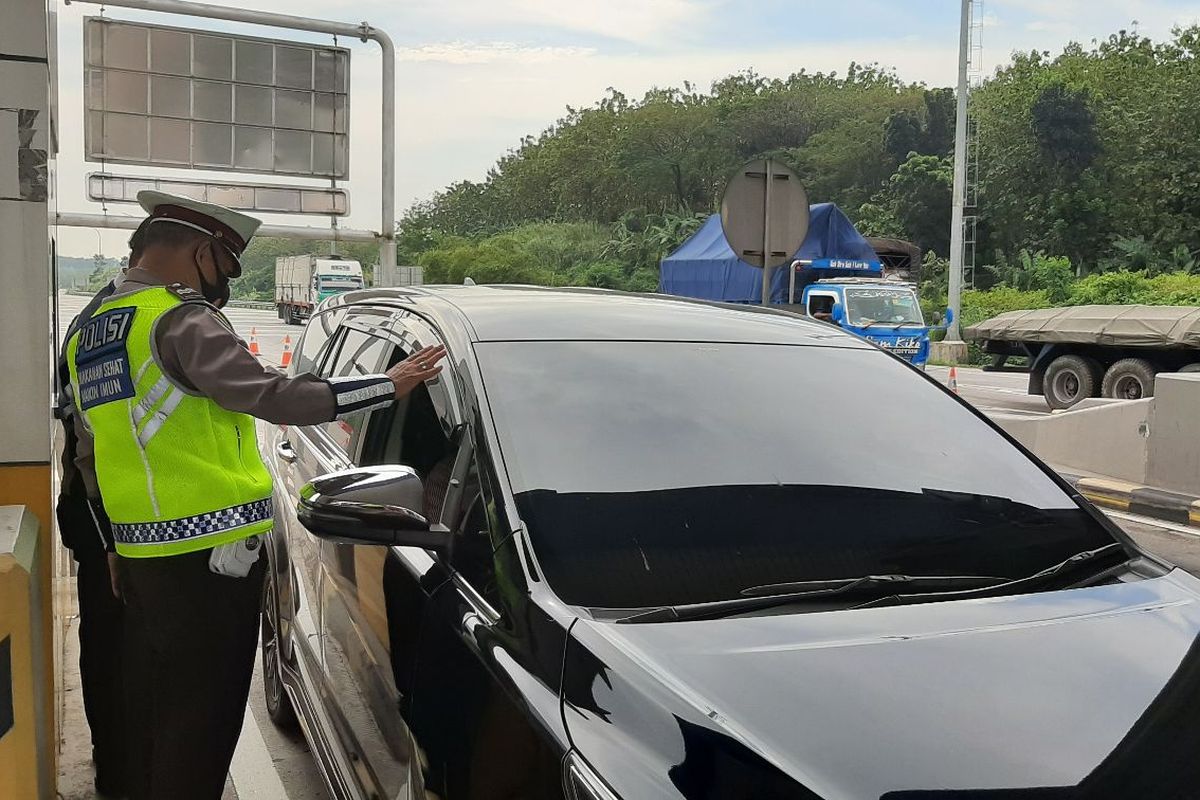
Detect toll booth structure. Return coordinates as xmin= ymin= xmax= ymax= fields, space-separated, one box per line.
xmin=0 ymin=0 xmax=57 ymax=796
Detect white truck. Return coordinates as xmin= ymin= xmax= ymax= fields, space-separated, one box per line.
xmin=275 ymin=255 xmax=365 ymax=325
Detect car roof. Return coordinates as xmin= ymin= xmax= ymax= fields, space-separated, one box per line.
xmin=331 ymin=285 xmax=875 ymax=347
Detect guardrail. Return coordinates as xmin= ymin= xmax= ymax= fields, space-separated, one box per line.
xmin=65 ymin=289 xmax=276 ymax=311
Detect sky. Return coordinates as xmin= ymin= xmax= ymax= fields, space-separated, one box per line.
xmin=53 ymin=0 xmax=1200 ymax=257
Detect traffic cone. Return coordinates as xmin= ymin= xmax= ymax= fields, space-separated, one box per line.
xmin=248 ymin=327 xmax=260 ymax=356
xmin=948 ymin=366 xmax=959 ymax=394
xmin=279 ymin=335 xmax=292 ymax=368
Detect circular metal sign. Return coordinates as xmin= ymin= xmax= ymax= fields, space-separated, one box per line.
xmin=719 ymin=158 xmax=809 ymax=270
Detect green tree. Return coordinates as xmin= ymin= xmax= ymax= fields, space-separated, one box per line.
xmin=858 ymin=154 xmax=952 ymax=256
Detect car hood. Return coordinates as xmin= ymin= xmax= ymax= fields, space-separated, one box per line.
xmin=561 ymin=573 xmax=1200 ymax=799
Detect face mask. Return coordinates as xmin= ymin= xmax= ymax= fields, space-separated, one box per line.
xmin=195 ymin=243 xmax=233 ymax=307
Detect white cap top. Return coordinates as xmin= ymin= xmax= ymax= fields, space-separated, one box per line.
xmin=136 ymin=190 xmax=262 ymax=255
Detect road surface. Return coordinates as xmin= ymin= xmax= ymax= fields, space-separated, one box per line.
xmin=54 ymin=292 xmax=1198 ymax=799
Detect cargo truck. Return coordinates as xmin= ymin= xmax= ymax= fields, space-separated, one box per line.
xmin=966 ymin=305 xmax=1200 ymax=409
xmin=275 ymin=255 xmax=365 ymax=325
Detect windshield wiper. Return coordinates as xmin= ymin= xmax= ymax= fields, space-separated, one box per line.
xmin=853 ymin=543 xmax=1129 ymax=610
xmin=740 ymin=574 xmax=1006 ymax=597
xmin=618 ymin=545 xmax=1130 ymax=624
xmin=618 ymin=574 xmax=1008 ymax=624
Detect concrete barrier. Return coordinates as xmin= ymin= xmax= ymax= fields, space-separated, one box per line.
xmin=991 ymin=371 xmax=1200 ymax=524
xmin=1146 ymin=373 xmax=1200 ymax=496
xmin=0 ymin=506 xmax=51 ymax=799
xmin=992 ymin=398 xmax=1152 ymax=485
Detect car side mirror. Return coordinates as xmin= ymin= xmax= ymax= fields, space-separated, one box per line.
xmin=831 ymin=302 xmax=845 ymax=324
xmin=297 ymin=465 xmax=449 ymax=551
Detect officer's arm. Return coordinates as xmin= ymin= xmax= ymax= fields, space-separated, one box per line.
xmin=154 ymin=304 xmax=395 ymax=424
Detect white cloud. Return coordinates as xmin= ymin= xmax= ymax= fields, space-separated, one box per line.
xmin=398 ymin=41 xmax=597 ymax=64
xmin=497 ymin=0 xmax=707 ymax=44
xmin=1024 ymin=20 xmax=1072 ymax=33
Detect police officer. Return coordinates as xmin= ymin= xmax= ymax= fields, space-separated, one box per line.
xmin=66 ymin=191 xmax=446 ymax=800
xmin=55 ymin=219 xmax=151 ymax=798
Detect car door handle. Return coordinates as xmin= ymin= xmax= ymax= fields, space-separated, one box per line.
xmin=276 ymin=440 xmax=297 ymax=463
xmin=461 ymin=610 xmax=483 ymax=636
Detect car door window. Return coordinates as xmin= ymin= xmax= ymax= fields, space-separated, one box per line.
xmin=321 ymin=326 xmax=392 ymax=456
xmin=291 ymin=308 xmax=344 ymax=376
xmin=808 ymin=292 xmax=837 ymax=317
xmin=356 ymin=342 xmax=503 ymax=608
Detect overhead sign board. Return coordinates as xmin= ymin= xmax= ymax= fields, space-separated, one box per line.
xmin=83 ymin=17 xmax=350 ymax=179
xmin=87 ymin=172 xmax=349 ymax=215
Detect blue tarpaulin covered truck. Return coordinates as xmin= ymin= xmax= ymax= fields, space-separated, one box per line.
xmin=659 ymin=204 xmax=947 ymax=368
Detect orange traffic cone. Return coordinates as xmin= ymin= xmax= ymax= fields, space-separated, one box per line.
xmin=279 ymin=335 xmax=292 ymax=368
xmin=248 ymin=327 xmax=260 ymax=356
xmin=948 ymin=366 xmax=959 ymax=394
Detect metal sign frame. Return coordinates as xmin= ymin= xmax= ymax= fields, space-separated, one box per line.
xmin=60 ymin=0 xmax=398 ymax=279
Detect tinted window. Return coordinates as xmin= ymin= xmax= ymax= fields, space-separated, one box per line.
xmin=476 ymin=341 xmax=1116 ymax=609
xmin=292 ymin=308 xmax=344 ymax=376
xmin=322 ymin=327 xmax=391 ymax=454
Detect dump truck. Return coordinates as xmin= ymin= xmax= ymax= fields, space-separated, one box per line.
xmin=965 ymin=305 xmax=1200 ymax=409
xmin=275 ymin=255 xmax=365 ymax=325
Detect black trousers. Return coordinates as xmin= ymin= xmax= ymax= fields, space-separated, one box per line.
xmin=120 ymin=548 xmax=266 ymax=800
xmin=75 ymin=549 xmax=127 ymax=795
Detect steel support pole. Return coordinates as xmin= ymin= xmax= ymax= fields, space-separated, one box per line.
xmin=946 ymin=0 xmax=971 ymax=342
xmin=64 ymin=0 xmax=396 ymax=277
xmin=760 ymin=158 xmax=774 ymax=306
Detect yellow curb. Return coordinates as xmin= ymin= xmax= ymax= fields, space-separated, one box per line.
xmin=1191 ymin=500 xmax=1200 ymax=527
xmin=1082 ymin=492 xmax=1131 ymax=511
xmin=1076 ymin=477 xmax=1142 ymax=496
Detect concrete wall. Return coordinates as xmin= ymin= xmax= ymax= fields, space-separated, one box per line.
xmin=1147 ymin=373 xmax=1200 ymax=495
xmin=992 ymin=372 xmax=1200 ymax=494
xmin=992 ymin=400 xmax=1152 ymax=484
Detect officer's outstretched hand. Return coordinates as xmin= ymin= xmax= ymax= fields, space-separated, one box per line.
xmin=387 ymin=345 xmax=447 ymax=398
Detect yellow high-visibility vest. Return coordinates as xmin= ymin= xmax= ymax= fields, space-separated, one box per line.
xmin=67 ymin=285 xmax=272 ymax=557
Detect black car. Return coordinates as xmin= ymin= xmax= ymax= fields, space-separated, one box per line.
xmin=260 ymin=285 xmax=1200 ymax=800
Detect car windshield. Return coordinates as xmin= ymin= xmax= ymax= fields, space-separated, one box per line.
xmin=844 ymin=287 xmax=924 ymax=326
xmin=476 ymin=341 xmax=1117 ymax=610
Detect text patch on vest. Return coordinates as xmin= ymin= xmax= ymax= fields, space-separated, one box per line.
xmin=76 ymin=306 xmax=136 ymax=411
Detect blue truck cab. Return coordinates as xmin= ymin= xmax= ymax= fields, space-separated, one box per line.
xmin=792 ymin=263 xmax=939 ymax=368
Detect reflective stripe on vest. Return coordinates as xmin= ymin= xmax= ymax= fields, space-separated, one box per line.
xmin=66 ymin=286 xmax=275 ymax=558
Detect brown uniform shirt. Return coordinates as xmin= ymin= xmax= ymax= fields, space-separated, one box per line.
xmin=72 ymin=266 xmax=394 ymax=498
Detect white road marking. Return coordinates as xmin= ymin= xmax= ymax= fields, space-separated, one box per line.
xmin=229 ymin=653 xmax=292 ymax=799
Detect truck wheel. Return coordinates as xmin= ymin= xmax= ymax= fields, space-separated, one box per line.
xmin=1101 ymin=358 xmax=1158 ymax=400
xmin=1043 ymin=355 xmax=1101 ymax=410
xmin=286 ymin=305 xmax=300 ymax=326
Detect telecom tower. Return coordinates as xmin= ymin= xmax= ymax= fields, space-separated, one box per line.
xmin=964 ymin=0 xmax=984 ymax=289
xmin=945 ymin=0 xmax=984 ymax=345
